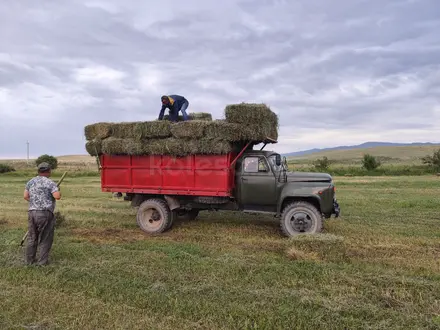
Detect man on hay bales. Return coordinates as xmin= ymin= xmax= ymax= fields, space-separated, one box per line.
xmin=23 ymin=162 xmax=61 ymax=266
xmin=158 ymin=94 xmax=190 ymax=122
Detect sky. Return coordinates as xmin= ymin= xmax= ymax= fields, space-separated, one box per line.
xmin=0 ymin=0 xmax=439 ymax=159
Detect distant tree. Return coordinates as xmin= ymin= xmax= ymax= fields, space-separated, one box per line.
xmin=362 ymin=154 xmax=381 ymax=171
xmin=421 ymin=149 xmax=440 ymax=172
xmin=0 ymin=164 xmax=15 ymax=174
xmin=35 ymin=154 xmax=58 ymax=170
xmin=314 ymin=156 xmax=330 ymax=171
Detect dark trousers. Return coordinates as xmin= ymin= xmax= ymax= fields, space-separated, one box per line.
xmin=169 ymin=101 xmax=189 ymax=121
xmin=26 ymin=210 xmax=55 ymax=265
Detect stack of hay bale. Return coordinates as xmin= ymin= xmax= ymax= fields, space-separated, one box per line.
xmin=84 ymin=104 xmax=279 ymax=157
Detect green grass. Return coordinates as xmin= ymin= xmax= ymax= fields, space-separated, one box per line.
xmin=1 ymin=174 xmax=440 ymax=329
xmin=288 ymin=144 xmax=440 ymax=163
xmin=286 ymin=145 xmax=440 ymax=176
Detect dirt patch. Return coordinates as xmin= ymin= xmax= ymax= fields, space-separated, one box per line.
xmin=0 ymin=218 xmax=8 ymax=225
xmin=71 ymin=228 xmax=147 ymax=244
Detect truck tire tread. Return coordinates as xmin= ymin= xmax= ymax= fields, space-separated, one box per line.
xmin=280 ymin=201 xmax=323 ymax=237
xmin=136 ymin=198 xmax=173 ymax=234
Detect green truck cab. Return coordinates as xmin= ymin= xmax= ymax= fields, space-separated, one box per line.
xmin=232 ymin=150 xmax=340 ymax=236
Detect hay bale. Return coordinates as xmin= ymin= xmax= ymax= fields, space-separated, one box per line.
xmin=96 ymin=137 xmax=233 ymax=157
xmin=203 ymin=120 xmax=244 ymax=141
xmin=110 ymin=122 xmax=140 ymax=139
xmin=204 ymin=120 xmax=278 ymax=142
xmin=146 ymin=138 xmax=187 ymax=157
xmin=84 ymin=122 xmax=113 ymax=140
xmin=225 ymin=103 xmax=279 ymax=141
xmin=170 ymin=120 xmax=211 ymax=139
xmin=163 ymin=112 xmax=213 ymax=122
xmin=146 ymin=138 xmax=232 ymax=156
xmin=189 ymin=112 xmax=212 ymax=121
xmin=110 ymin=121 xmax=172 ymax=140
xmin=101 ymin=138 xmax=147 ymax=155
xmin=134 ymin=121 xmax=172 ymax=139
xmin=195 ymin=139 xmax=233 ymax=154
xmin=85 ymin=139 xmax=102 ymax=156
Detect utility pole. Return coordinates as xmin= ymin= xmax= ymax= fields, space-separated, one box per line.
xmin=26 ymin=140 xmax=29 ymax=165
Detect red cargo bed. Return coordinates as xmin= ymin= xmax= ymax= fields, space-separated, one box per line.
xmin=100 ymin=153 xmax=237 ymax=197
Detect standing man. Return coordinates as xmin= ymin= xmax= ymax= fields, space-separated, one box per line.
xmin=158 ymin=94 xmax=190 ymax=122
xmin=23 ymin=162 xmax=61 ymax=266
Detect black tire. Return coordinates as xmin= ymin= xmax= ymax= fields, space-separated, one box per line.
xmin=175 ymin=209 xmax=200 ymax=221
xmin=136 ymin=198 xmax=173 ymax=234
xmin=280 ymin=201 xmax=323 ymax=237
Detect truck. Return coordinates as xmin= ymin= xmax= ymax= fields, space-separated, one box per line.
xmin=98 ymin=140 xmax=340 ymax=237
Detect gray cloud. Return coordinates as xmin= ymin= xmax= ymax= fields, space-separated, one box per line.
xmin=0 ymin=0 xmax=439 ymax=158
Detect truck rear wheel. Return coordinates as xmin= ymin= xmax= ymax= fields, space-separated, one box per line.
xmin=280 ymin=201 xmax=322 ymax=237
xmin=136 ymin=198 xmax=172 ymax=234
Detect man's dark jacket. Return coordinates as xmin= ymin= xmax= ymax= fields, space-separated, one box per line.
xmin=158 ymin=95 xmax=188 ymax=120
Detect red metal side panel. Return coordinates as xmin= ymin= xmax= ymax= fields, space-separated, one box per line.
xmin=100 ymin=153 xmax=236 ymax=196
xmin=131 ymin=155 xmax=162 ymax=189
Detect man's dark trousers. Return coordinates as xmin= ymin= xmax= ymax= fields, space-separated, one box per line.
xmin=26 ymin=210 xmax=55 ymax=265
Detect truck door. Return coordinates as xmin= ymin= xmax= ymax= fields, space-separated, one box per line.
xmin=239 ymin=156 xmax=277 ymax=208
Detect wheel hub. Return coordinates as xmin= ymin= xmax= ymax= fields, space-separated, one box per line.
xmin=143 ymin=209 xmax=163 ymax=229
xmin=291 ymin=212 xmax=312 ymax=232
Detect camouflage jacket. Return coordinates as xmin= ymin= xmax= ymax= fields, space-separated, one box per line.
xmin=25 ymin=176 xmax=59 ymax=212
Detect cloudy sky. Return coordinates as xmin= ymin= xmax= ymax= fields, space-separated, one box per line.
xmin=1 ymin=0 xmax=439 ymax=158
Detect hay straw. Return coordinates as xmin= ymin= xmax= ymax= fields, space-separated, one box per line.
xmin=110 ymin=122 xmax=140 ymax=139
xmin=163 ymin=112 xmax=213 ymax=122
xmin=85 ymin=139 xmax=103 ymax=156
xmin=224 ymin=103 xmax=279 ymax=141
xmin=84 ymin=122 xmax=113 ymax=140
xmin=101 ymin=138 xmax=147 ymax=155
xmin=189 ymin=112 xmax=212 ymax=121
xmin=94 ymin=137 xmax=233 ymax=157
xmin=170 ymin=120 xmax=211 ymax=139
xmin=134 ymin=121 xmax=172 ymax=139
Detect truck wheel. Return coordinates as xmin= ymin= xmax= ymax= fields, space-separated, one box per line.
xmin=280 ymin=201 xmax=322 ymax=237
xmin=136 ymin=199 xmax=172 ymax=234
xmin=176 ymin=209 xmax=200 ymax=221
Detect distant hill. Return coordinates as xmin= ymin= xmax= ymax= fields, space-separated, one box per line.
xmin=283 ymin=142 xmax=439 ymax=158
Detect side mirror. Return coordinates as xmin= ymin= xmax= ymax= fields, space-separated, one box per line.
xmin=275 ymin=154 xmax=281 ymax=166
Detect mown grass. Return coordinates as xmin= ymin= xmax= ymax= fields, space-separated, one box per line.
xmin=289 ymin=163 xmax=438 ymax=176
xmin=1 ymin=174 xmax=440 ymax=329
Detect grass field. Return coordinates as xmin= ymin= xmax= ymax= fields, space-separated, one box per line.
xmin=285 ymin=145 xmax=440 ymax=176
xmin=288 ymin=144 xmax=440 ymax=164
xmin=1 ymin=169 xmax=440 ymax=329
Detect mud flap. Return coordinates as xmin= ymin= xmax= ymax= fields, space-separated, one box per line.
xmin=333 ymin=199 xmax=340 ymax=218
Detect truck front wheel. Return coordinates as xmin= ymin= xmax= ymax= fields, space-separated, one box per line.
xmin=280 ymin=201 xmax=323 ymax=237
xmin=136 ymin=198 xmax=172 ymax=234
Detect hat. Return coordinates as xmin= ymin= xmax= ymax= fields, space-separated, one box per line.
xmin=37 ymin=162 xmax=51 ymax=171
